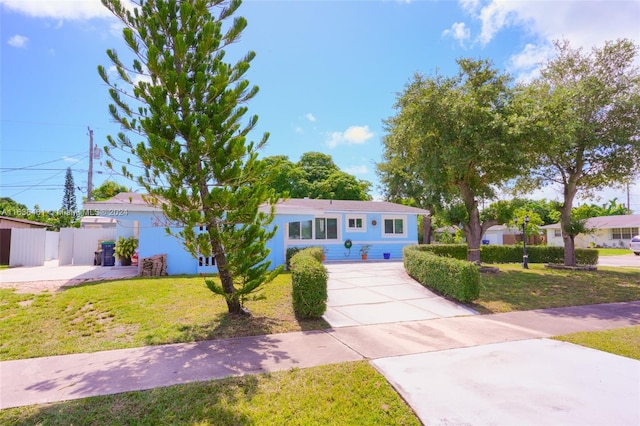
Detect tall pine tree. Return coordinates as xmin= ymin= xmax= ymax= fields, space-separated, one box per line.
xmin=62 ymin=167 xmax=77 ymax=212
xmin=99 ymin=0 xmax=279 ymax=315
xmin=60 ymin=167 xmax=78 ymax=229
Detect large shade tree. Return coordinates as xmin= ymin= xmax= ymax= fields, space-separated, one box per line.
xmin=99 ymin=0 xmax=279 ymax=315
xmin=520 ymin=39 xmax=640 ymax=266
xmin=264 ymin=152 xmax=372 ymax=200
xmin=379 ymin=59 xmax=527 ymax=263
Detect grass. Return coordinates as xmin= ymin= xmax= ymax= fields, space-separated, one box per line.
xmin=597 ymin=248 xmax=634 ymax=256
xmin=554 ymin=326 xmax=640 ymax=360
xmin=0 ymin=274 xmax=328 ymax=361
xmin=469 ymin=263 xmax=640 ymax=314
xmin=0 ymin=361 xmax=421 ymax=425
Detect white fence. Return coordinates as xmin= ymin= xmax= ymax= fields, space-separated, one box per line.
xmin=9 ymin=227 xmax=116 ymax=267
xmin=9 ymin=228 xmax=46 ymax=267
xmin=59 ymin=228 xmax=117 ymax=266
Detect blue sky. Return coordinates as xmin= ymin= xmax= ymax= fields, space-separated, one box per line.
xmin=2 ymin=0 xmax=639 ymax=213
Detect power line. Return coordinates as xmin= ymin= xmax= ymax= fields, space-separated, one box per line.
xmin=0 ymin=152 xmax=85 ymax=173
xmin=0 ymin=119 xmax=92 ymax=128
xmin=1 ymin=168 xmax=92 ymax=172
xmin=8 ymin=155 xmax=88 ymax=199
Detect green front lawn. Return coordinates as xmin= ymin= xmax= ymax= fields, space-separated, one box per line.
xmin=554 ymin=325 xmax=640 ymax=360
xmin=0 ymin=274 xmax=327 ymax=361
xmin=597 ymin=248 xmax=634 ymax=256
xmin=0 ymin=361 xmax=421 ymax=425
xmin=469 ymin=264 xmax=640 ymax=314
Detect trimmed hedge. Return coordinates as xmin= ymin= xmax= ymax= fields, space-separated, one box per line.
xmin=479 ymin=245 xmax=598 ymax=265
xmin=415 ymin=244 xmax=599 ymax=266
xmin=404 ymin=245 xmax=480 ymax=303
xmin=290 ymin=248 xmax=328 ymax=319
xmin=414 ymin=244 xmax=467 ymax=260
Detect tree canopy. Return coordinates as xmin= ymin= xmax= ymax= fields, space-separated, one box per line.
xmin=90 ymin=181 xmax=130 ymax=202
xmin=519 ymin=39 xmax=640 ymax=265
xmin=378 ymin=58 xmax=526 ymax=263
xmin=264 ymin=152 xmax=372 ymax=200
xmin=99 ymin=0 xmax=279 ymax=314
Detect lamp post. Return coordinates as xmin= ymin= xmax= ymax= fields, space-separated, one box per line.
xmin=514 ymin=215 xmax=529 ymax=269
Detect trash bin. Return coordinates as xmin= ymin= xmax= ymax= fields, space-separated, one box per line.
xmin=101 ymin=241 xmax=115 ymax=267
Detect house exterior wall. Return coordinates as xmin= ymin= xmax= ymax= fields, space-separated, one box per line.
xmin=546 ymin=227 xmax=640 ymax=248
xmin=97 ymin=205 xmax=422 ymax=275
xmin=280 ymin=212 xmax=419 ymax=262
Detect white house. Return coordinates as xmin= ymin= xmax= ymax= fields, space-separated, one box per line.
xmin=541 ymin=215 xmax=640 ymax=248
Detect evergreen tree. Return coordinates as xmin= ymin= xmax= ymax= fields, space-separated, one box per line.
xmin=59 ymin=167 xmax=79 ymax=228
xmin=99 ymin=0 xmax=279 ymax=315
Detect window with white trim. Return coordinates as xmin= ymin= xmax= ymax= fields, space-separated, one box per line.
xmin=315 ymin=217 xmax=338 ymax=240
xmin=382 ymin=215 xmax=407 ymax=237
xmin=554 ymin=229 xmax=562 ymax=238
xmin=611 ymin=227 xmax=638 ymax=240
xmin=287 ymin=217 xmax=338 ymax=241
xmin=346 ymin=215 xmax=366 ymax=232
xmin=288 ymin=220 xmax=312 ymax=240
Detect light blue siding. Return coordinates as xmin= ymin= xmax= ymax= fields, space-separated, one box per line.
xmin=101 ymin=209 xmax=421 ymax=274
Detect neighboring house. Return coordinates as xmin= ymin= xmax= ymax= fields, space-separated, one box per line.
xmin=541 ymin=215 xmax=640 ymax=248
xmin=83 ymin=193 xmax=429 ymax=274
xmin=483 ymin=225 xmax=513 ymax=245
xmin=0 ymin=216 xmax=53 ymax=266
xmin=0 ymin=216 xmax=49 ymax=229
xmin=80 ymin=216 xmax=117 ymax=229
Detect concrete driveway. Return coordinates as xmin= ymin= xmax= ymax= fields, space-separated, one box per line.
xmin=0 ymin=260 xmax=139 ymax=292
xmin=323 ymin=261 xmax=640 ymax=426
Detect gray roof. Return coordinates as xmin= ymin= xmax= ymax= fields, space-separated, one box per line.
xmin=540 ymin=215 xmax=640 ymax=229
xmin=84 ymin=193 xmax=431 ymax=216
xmin=275 ymin=198 xmax=431 ymax=215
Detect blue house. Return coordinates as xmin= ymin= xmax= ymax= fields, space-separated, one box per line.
xmin=83 ymin=193 xmax=429 ymax=275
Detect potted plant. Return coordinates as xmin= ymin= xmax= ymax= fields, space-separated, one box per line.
xmin=359 ymin=244 xmax=372 ymax=260
xmin=322 ymin=247 xmax=328 ymax=261
xmin=114 ymin=236 xmax=138 ymax=266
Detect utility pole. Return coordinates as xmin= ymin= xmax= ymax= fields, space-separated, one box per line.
xmin=88 ymin=127 xmax=94 ymax=201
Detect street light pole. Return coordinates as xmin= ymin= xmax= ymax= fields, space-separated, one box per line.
xmin=515 ymin=215 xmax=530 ymax=269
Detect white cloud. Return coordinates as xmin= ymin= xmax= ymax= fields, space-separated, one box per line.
xmin=295 ymin=127 xmax=304 ymax=134
xmin=457 ymin=1 xmax=640 ymax=80
xmin=442 ymin=22 xmax=470 ymax=46
xmin=7 ymin=34 xmax=28 ymax=48
xmin=327 ymin=125 xmax=374 ymax=148
xmin=507 ymin=43 xmax=554 ymax=83
xmin=305 ymin=113 xmax=316 ymax=122
xmin=63 ymin=156 xmax=80 ymax=163
xmin=0 ymin=0 xmax=112 ymax=20
xmin=344 ymin=165 xmax=369 ymax=175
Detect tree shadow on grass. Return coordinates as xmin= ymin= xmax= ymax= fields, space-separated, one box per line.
xmin=4 ymin=376 xmax=260 ymax=425
xmin=174 ymin=311 xmax=330 ymax=343
xmin=3 ymin=321 xmax=331 ymax=412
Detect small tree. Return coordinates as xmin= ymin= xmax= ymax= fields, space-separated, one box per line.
xmin=99 ymin=0 xmax=280 ymax=315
